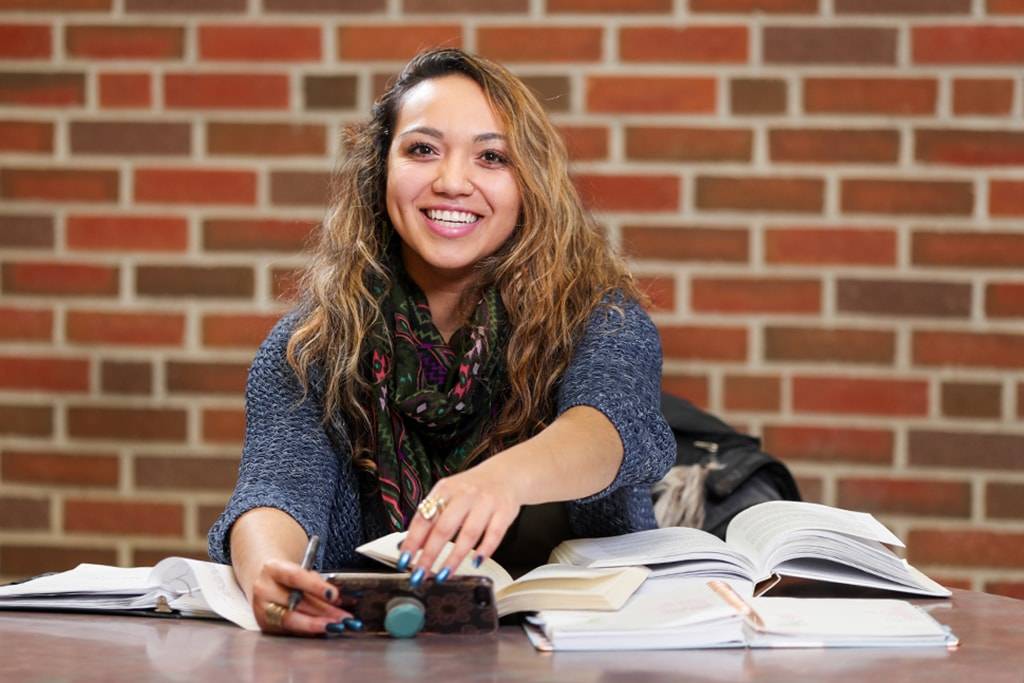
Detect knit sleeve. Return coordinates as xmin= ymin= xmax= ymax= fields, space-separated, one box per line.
xmin=206 ymin=312 xmax=350 ymax=568
xmin=555 ymin=296 xmax=675 ymax=503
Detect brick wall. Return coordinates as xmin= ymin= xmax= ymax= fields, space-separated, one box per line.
xmin=1 ymin=0 xmax=1022 ymax=597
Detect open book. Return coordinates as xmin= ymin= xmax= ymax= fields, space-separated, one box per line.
xmin=0 ymin=558 xmax=258 ymax=631
xmin=524 ymin=576 xmax=958 ymax=651
xmin=356 ymin=532 xmax=650 ymax=617
xmin=549 ymin=501 xmax=950 ymax=597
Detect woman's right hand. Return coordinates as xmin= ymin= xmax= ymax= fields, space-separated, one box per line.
xmin=250 ymin=557 xmax=353 ymax=635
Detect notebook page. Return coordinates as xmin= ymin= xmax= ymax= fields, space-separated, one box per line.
xmin=357 ymin=531 xmax=514 ymax=592
xmin=750 ymin=597 xmax=949 ymax=639
xmin=0 ymin=564 xmax=155 ymax=597
xmin=149 ymin=558 xmax=258 ymax=631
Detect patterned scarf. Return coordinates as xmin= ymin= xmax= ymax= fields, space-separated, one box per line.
xmin=365 ymin=263 xmax=509 ymax=532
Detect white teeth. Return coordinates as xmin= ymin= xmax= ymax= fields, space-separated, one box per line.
xmin=425 ymin=209 xmax=480 ymax=224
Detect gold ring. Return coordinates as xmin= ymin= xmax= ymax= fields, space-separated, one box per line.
xmin=417 ymin=496 xmax=447 ymax=521
xmin=265 ymin=602 xmax=287 ymax=628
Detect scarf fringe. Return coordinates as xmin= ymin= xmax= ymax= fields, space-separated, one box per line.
xmin=652 ymin=460 xmax=724 ymax=529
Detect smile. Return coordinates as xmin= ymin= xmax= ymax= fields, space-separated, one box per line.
xmin=423 ymin=208 xmax=482 ymax=225
xmin=420 ymin=208 xmax=483 ymax=239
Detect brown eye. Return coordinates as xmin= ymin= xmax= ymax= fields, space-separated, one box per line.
xmin=482 ymin=150 xmax=508 ymax=166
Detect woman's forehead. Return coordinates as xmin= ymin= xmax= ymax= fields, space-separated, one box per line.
xmin=394 ymin=75 xmax=506 ymax=140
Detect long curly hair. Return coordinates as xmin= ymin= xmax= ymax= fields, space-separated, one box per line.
xmin=286 ymin=48 xmax=644 ymax=467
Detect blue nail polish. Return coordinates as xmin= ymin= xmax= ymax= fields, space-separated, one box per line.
xmin=472 ymin=555 xmax=483 ymax=568
xmin=396 ymin=551 xmax=412 ymax=572
xmin=325 ymin=587 xmax=335 ymax=601
xmin=342 ymin=617 xmax=363 ymax=631
xmin=326 ymin=622 xmax=346 ymax=634
xmin=409 ymin=567 xmax=425 ymax=588
xmin=435 ymin=567 xmax=450 ymax=583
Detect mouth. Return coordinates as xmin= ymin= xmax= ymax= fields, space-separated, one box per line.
xmin=420 ymin=208 xmax=483 ymax=238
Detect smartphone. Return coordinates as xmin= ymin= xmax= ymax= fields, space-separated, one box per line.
xmin=323 ymin=571 xmax=498 ymax=636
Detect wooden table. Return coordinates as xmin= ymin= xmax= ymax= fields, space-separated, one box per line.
xmin=1 ymin=589 xmax=1022 ymax=682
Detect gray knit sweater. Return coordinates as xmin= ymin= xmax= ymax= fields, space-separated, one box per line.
xmin=207 ymin=297 xmax=676 ymax=570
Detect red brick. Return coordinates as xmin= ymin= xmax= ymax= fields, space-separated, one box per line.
xmin=0 ymin=120 xmax=53 ymax=153
xmin=907 ymin=529 xmax=1024 ymax=567
xmin=942 ymin=381 xmax=1002 ymax=419
xmin=101 ymin=360 xmax=152 ymax=395
xmin=134 ymin=168 xmax=256 ymax=205
xmin=914 ymin=330 xmax=1024 ymax=369
xmin=619 ymin=27 xmax=747 ymax=63
xmin=0 ymin=545 xmax=117 ymax=579
xmin=0 ymin=72 xmax=85 ymax=107
xmin=0 ymin=404 xmax=52 ymax=436
xmin=127 ymin=0 xmax=246 ymax=9
xmin=626 ymin=127 xmax=752 ymax=163
xmin=660 ymin=326 xmax=748 ymax=361
xmin=337 ymin=25 xmax=461 ymax=61
xmin=269 ymin=170 xmax=330 ymax=207
xmin=635 ymin=275 xmax=675 ymax=313
xmin=1019 ymin=383 xmax=1024 ymax=419
xmin=2 ymin=449 xmax=118 ymax=487
xmin=207 ymin=122 xmax=325 ymax=157
xmin=67 ymin=215 xmax=188 ymax=252
xmin=765 ymin=326 xmax=895 ymax=364
xmin=202 ymin=218 xmax=314 ymax=252
xmin=478 ymin=27 xmax=602 ymax=62
xmin=916 ymin=129 xmax=1024 ymax=165
xmin=692 ymin=277 xmax=820 ymax=314
xmin=837 ymin=278 xmax=971 ymax=318
xmin=909 ymin=429 xmax=1024 ymax=470
xmin=304 ymin=74 xmax=358 ymax=110
xmin=0 ymin=496 xmax=49 ymax=530
xmin=404 ymin=0 xmax=522 ymax=10
xmin=839 ymin=477 xmax=971 ymax=517
xmin=989 ymin=0 xmax=1024 ymax=12
xmin=913 ymin=230 xmax=1024 ymax=268
xmin=987 ymin=483 xmax=1024 ymax=519
xmin=804 ymin=78 xmax=936 ymax=115
xmin=724 ymin=375 xmax=780 ymax=412
xmin=164 ymin=73 xmax=289 ymax=110
xmin=692 ymin=0 xmax=815 ymax=9
xmin=795 ymin=476 xmax=823 ymax=503
xmin=953 ymin=78 xmax=1014 ymax=116
xmin=587 ymin=76 xmax=716 ymax=113
xmin=765 ymin=27 xmax=897 ymax=64
xmin=199 ymin=25 xmax=321 ymax=61
xmin=0 ymin=0 xmax=110 ymax=8
xmin=990 ymin=180 xmax=1024 ymax=216
xmin=271 ymin=266 xmax=302 ymax=302
xmin=558 ymin=125 xmax=608 ymax=161
xmin=548 ymin=0 xmax=670 ymax=10
xmin=574 ymin=174 xmax=680 ymax=212
xmin=136 ymin=265 xmax=254 ymax=298
xmin=765 ymin=227 xmax=896 ymax=266
xmin=203 ymin=407 xmax=245 ymax=444
xmin=0 ymin=356 xmax=89 ymax=392
xmin=66 ymin=25 xmax=184 ymax=59
xmin=67 ymin=406 xmax=187 ymax=441
xmin=201 ymin=313 xmax=279 ymax=348
xmin=697 ymin=176 xmax=824 ymax=213
xmin=0 ymin=306 xmax=52 ymax=341
xmin=792 ymin=376 xmax=928 ymax=416
xmin=762 ymin=425 xmax=894 ymax=464
xmin=70 ymin=121 xmax=190 ymax=156
xmin=661 ymin=375 xmax=710 ymax=408
xmin=836 ymin=0 xmax=970 ymax=11
xmin=134 ymin=547 xmax=209 ymax=565
xmin=987 ymin=282 xmax=1024 ymax=318
xmin=135 ymin=454 xmax=240 ymax=490
xmin=985 ymin=581 xmax=1024 ymax=599
xmin=0 ymin=168 xmax=118 ymax=202
xmin=64 ymin=499 xmax=183 ymax=536
xmin=769 ymin=128 xmax=899 ymax=163
xmin=841 ymin=178 xmax=973 ymax=215
xmin=166 ymin=360 xmax=248 ymax=394
xmin=730 ymin=78 xmax=786 ymax=114
xmin=0 ymin=25 xmax=51 ymax=59
xmin=66 ymin=310 xmax=184 ymax=346
xmin=914 ymin=26 xmax=1024 ymax=64
xmin=98 ymin=72 xmax=150 ymax=109
xmin=622 ymin=225 xmax=749 ymax=263
xmin=2 ymin=261 xmax=119 ymax=297
xmin=0 ymin=214 xmax=53 ymax=248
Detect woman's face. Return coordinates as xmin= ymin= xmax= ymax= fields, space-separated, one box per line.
xmin=386 ymin=74 xmax=521 ymax=292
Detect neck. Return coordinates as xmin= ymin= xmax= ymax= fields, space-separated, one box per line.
xmin=400 ymin=251 xmax=477 ymax=343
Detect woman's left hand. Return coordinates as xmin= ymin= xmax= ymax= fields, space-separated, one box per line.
xmin=398 ymin=459 xmax=521 ymax=581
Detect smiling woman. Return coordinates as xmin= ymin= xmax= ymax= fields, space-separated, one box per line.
xmin=206 ymin=48 xmax=676 ymax=637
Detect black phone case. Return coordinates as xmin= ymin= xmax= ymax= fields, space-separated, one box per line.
xmin=323 ymin=572 xmax=498 ymax=635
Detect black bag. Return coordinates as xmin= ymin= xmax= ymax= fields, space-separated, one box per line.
xmin=655 ymin=392 xmax=801 ymax=539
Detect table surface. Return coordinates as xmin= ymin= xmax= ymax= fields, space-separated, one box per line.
xmin=2 ymin=588 xmax=1023 ymax=683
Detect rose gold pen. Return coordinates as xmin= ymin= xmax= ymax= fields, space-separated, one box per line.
xmin=708 ymin=579 xmax=766 ymax=629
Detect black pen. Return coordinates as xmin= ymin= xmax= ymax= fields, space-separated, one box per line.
xmin=288 ymin=534 xmax=320 ymax=611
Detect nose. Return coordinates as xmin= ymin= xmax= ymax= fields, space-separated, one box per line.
xmin=432 ymin=155 xmax=473 ymax=196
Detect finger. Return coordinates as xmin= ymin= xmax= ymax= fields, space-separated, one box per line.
xmin=472 ymin=509 xmax=516 ymax=567
xmin=260 ymin=601 xmax=337 ymax=636
xmin=442 ymin=505 xmax=492 ymax=576
xmin=415 ymin=496 xmax=475 ymax=576
xmin=255 ymin=575 xmax=348 ymax=622
xmin=265 ymin=558 xmax=342 ymax=606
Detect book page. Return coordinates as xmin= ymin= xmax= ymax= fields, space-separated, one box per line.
xmin=725 ymin=501 xmax=903 ymax=576
xmin=0 ymin=564 xmax=155 ymax=598
xmin=749 ymin=597 xmax=951 ymax=642
xmin=150 ymin=558 xmax=258 ymax=631
xmin=356 ymin=531 xmax=514 ymax=592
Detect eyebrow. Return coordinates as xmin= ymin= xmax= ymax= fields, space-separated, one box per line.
xmin=398 ymin=126 xmax=506 ymax=144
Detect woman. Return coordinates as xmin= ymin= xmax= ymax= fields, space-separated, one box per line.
xmin=208 ymin=48 xmax=675 ymax=635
